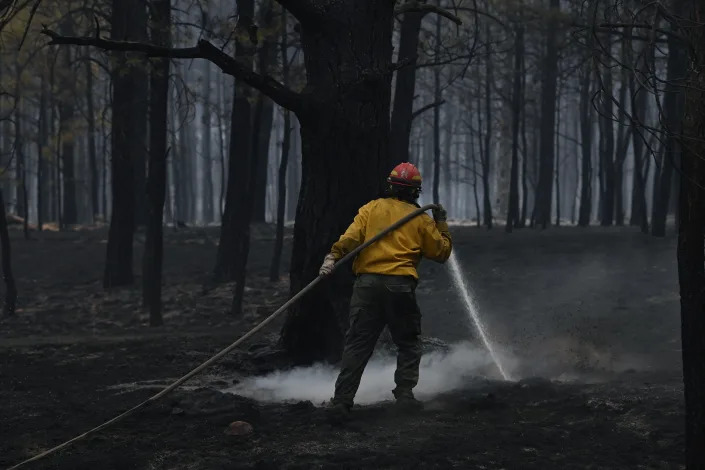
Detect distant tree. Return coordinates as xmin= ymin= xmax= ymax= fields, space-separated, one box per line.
xmin=142 ymin=0 xmax=171 ymax=326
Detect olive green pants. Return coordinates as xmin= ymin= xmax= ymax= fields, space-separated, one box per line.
xmin=332 ymin=274 xmax=422 ymax=407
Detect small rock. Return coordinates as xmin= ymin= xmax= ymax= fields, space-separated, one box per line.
xmin=225 ymin=421 xmax=254 ymax=436
xmin=171 ymin=407 xmax=184 ymax=416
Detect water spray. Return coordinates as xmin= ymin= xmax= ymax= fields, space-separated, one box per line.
xmin=448 ymin=252 xmax=512 ymax=381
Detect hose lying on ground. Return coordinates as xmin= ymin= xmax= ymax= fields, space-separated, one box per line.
xmin=8 ymin=203 xmax=439 ymax=470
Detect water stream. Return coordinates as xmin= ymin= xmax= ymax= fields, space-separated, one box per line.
xmin=447 ymin=251 xmax=512 ymax=381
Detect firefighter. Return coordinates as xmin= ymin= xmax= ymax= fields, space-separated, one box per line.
xmin=319 ymin=162 xmax=452 ymax=420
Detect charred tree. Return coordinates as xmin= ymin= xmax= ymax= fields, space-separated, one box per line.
xmin=614 ymin=45 xmax=632 ymax=226
xmin=519 ymin=49 xmax=529 ymax=228
xmin=104 ymin=0 xmax=148 ymax=287
xmin=0 ymin=188 xmax=16 ymax=316
xmin=230 ymin=1 xmax=276 ymax=316
xmin=270 ymin=10 xmax=292 ymax=282
xmin=652 ymin=10 xmax=686 ymax=236
xmin=533 ymin=0 xmax=560 ymax=229
xmin=36 ymin=70 xmax=49 ymax=231
xmin=432 ymin=13 xmax=442 ymax=205
xmin=677 ymin=3 xmax=705 ymax=464
xmin=389 ymin=4 xmax=424 ymax=167
xmin=481 ymin=28 xmax=493 ymax=229
xmin=252 ymin=0 xmax=277 ymax=223
xmin=201 ymin=49 xmax=215 ymax=223
xmin=578 ymin=61 xmax=592 ymax=226
xmin=142 ymin=0 xmax=171 ymax=326
xmin=56 ymin=20 xmax=78 ymax=226
xmin=506 ymin=20 xmax=523 ymax=232
xmin=85 ymin=51 xmax=99 ymax=221
xmin=598 ymin=59 xmax=615 ymax=226
xmin=629 ymin=69 xmax=649 ymax=232
xmin=213 ymin=0 xmax=256 ymax=284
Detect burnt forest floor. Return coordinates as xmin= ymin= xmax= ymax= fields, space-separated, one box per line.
xmin=0 ymin=222 xmax=685 ymax=469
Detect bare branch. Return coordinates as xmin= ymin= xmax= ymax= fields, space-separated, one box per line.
xmin=412 ymin=100 xmax=446 ymax=121
xmin=395 ymin=1 xmax=463 ymax=26
xmin=17 ymin=0 xmax=41 ymax=50
xmin=40 ymin=26 xmax=304 ymax=113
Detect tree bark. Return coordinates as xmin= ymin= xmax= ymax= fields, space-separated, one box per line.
xmin=506 ymin=20 xmax=523 ymax=232
xmin=142 ymin=0 xmax=170 ymax=327
xmin=85 ymin=51 xmax=99 ymax=221
xmin=281 ymin=2 xmax=396 ymax=363
xmin=652 ymin=10 xmax=686 ymax=236
xmin=57 ymin=21 xmax=77 ymax=226
xmin=201 ymin=52 xmax=214 ymax=224
xmin=231 ymin=4 xmax=275 ymax=316
xmin=104 ymin=0 xmax=147 ymax=287
xmin=252 ymin=97 xmax=274 ymax=222
xmin=0 ymin=188 xmax=16 ymax=316
xmin=270 ymin=10 xmax=291 ymax=282
xmin=14 ymin=93 xmax=28 ymax=239
xmin=432 ymin=13 xmax=442 ymax=205
xmin=519 ymin=50 xmax=528 ymax=228
xmin=481 ymin=28 xmax=493 ymax=229
xmin=614 ymin=48 xmax=632 ymax=227
xmin=213 ymin=0 xmax=255 ymax=284
xmin=598 ymin=58 xmax=615 ymax=226
xmin=389 ymin=5 xmax=425 ymax=167
xmin=677 ymin=4 xmax=705 ymax=463
xmin=36 ymin=70 xmax=48 ymax=231
xmin=533 ymin=0 xmax=560 ymax=229
xmin=554 ymin=85 xmax=561 ymax=227
xmin=252 ymin=0 xmax=277 ymax=223
xmin=578 ymin=60 xmax=592 ymax=226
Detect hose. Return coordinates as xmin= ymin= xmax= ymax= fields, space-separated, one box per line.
xmin=8 ymin=203 xmax=439 ymax=469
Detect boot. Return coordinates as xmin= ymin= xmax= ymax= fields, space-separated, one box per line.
xmin=393 ymin=391 xmax=424 ymax=412
xmin=325 ymin=401 xmax=351 ymax=424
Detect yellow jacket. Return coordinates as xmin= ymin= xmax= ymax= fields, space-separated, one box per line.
xmin=329 ymin=198 xmax=452 ymax=279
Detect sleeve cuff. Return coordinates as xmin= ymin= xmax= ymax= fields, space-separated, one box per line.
xmin=436 ymin=221 xmax=449 ymax=232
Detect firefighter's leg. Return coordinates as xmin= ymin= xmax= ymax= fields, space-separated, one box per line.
xmin=332 ymin=276 xmax=385 ymax=408
xmin=384 ymin=278 xmax=422 ymax=400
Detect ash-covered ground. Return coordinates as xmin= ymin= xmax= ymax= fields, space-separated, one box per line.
xmin=0 ymin=223 xmax=684 ymax=469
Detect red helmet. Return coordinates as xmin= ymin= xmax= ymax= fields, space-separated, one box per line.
xmin=387 ymin=162 xmax=422 ymax=188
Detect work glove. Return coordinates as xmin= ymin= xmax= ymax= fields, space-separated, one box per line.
xmin=432 ymin=204 xmax=447 ymax=223
xmin=319 ymin=253 xmax=337 ymax=277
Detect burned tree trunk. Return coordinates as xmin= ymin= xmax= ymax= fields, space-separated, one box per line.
xmin=36 ymin=71 xmax=49 ymax=231
xmin=533 ymin=0 xmax=560 ymax=229
xmin=142 ymin=0 xmax=170 ymax=326
xmin=481 ymin=29 xmax=493 ymax=229
xmin=281 ymin=2 xmax=396 ymax=363
xmin=0 ymin=188 xmax=16 ymax=316
xmin=252 ymin=0 xmax=277 ymax=223
xmin=578 ymin=62 xmax=592 ymax=227
xmin=270 ymin=11 xmax=292 ymax=282
xmin=201 ymin=54 xmax=214 ymax=224
xmin=598 ymin=62 xmax=615 ymax=226
xmin=85 ymin=51 xmax=99 ymax=221
xmin=432 ymin=13 xmax=441 ymax=205
xmin=389 ymin=6 xmax=424 ymax=167
xmin=104 ymin=0 xmax=148 ymax=287
xmin=57 ymin=21 xmax=78 ymax=226
xmin=677 ymin=4 xmax=705 ymax=464
xmin=506 ymin=20 xmax=523 ymax=233
xmin=213 ymin=0 xmax=255 ymax=284
xmin=614 ymin=75 xmax=631 ymax=226
xmin=252 ymin=97 xmax=274 ymax=223
xmin=653 ymin=13 xmax=686 ymax=236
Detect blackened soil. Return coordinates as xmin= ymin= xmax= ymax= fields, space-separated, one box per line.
xmin=0 ymin=224 xmax=685 ymax=469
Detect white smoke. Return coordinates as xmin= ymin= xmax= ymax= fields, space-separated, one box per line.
xmin=226 ymin=342 xmax=516 ymax=406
